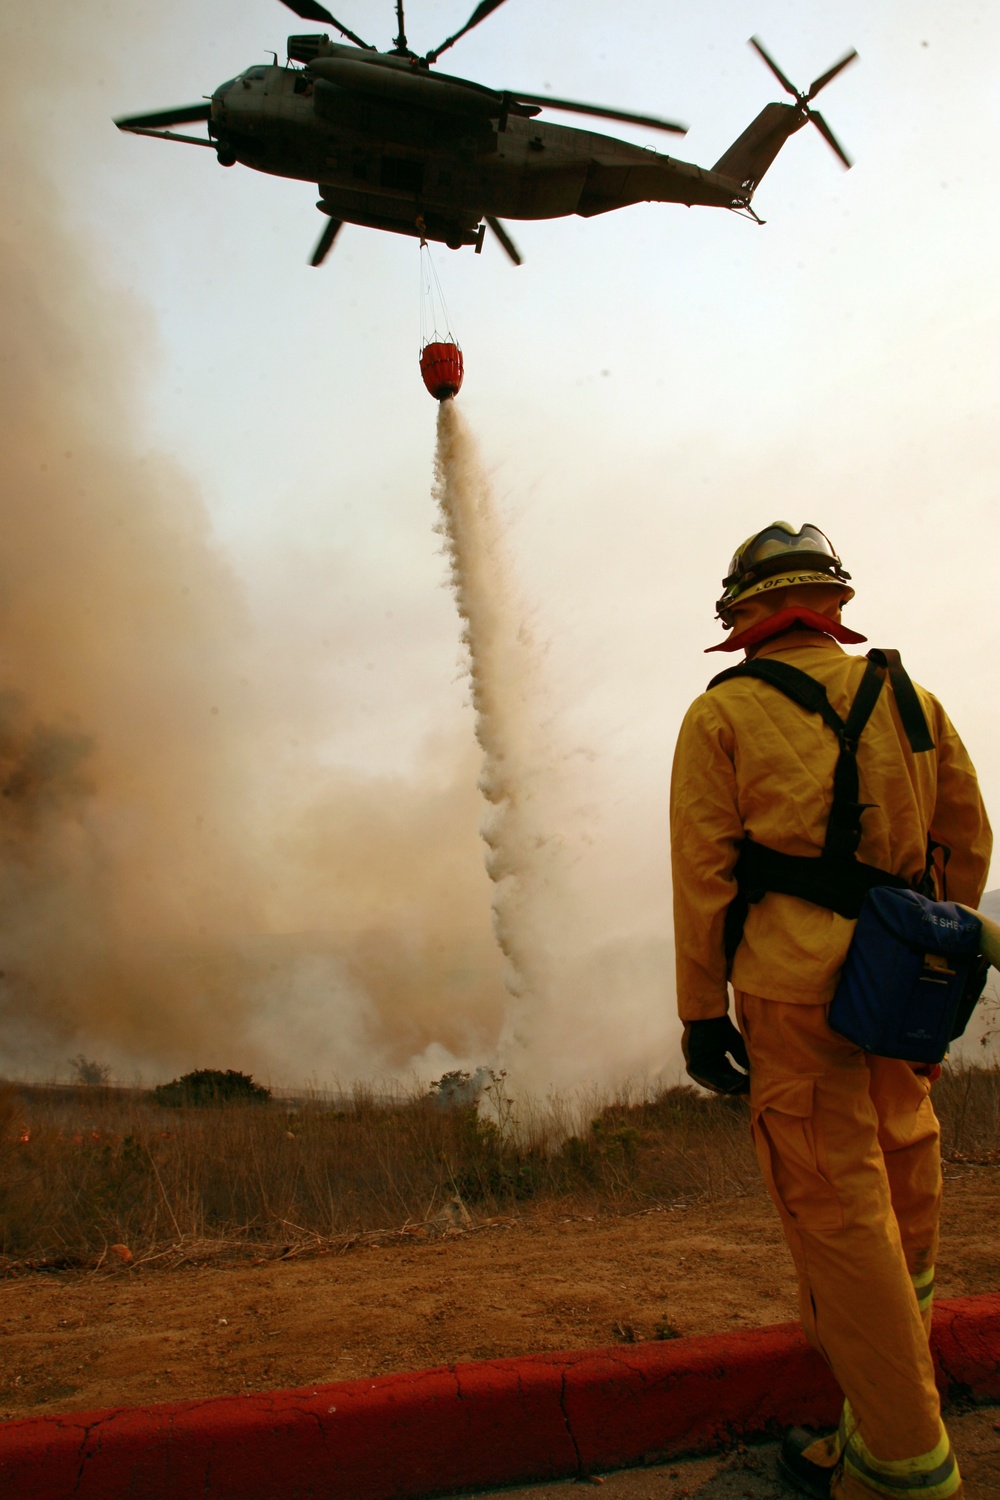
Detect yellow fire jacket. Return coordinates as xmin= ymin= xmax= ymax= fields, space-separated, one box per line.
xmin=670 ymin=631 xmax=993 ymax=1021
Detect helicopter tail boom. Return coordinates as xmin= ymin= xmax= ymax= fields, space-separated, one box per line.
xmin=714 ymin=37 xmax=857 ymax=199
xmin=711 ymin=101 xmax=806 ymax=197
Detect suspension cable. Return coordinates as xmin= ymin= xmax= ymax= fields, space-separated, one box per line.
xmin=419 ymin=239 xmax=459 ymax=350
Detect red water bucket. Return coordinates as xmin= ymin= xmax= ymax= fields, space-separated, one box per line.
xmin=420 ymin=341 xmax=464 ymax=400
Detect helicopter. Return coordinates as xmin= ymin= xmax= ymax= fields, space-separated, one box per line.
xmin=115 ymin=0 xmax=858 ymax=268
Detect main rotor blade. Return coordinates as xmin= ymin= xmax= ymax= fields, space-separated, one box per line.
xmin=809 ymin=110 xmax=852 ymax=169
xmin=511 ymin=93 xmax=687 ymax=136
xmin=310 ymin=217 xmax=343 ymax=266
xmin=807 ymin=48 xmax=858 ymax=100
xmin=114 ymin=103 xmax=210 ymax=130
xmin=426 ymin=0 xmax=509 ymax=63
xmin=277 ymin=0 xmax=373 ymax=50
xmin=748 ymin=36 xmax=799 ymax=100
xmin=116 ymin=126 xmax=215 ymax=147
xmin=485 ymin=215 xmax=522 ymax=266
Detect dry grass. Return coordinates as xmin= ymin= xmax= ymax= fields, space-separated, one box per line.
xmin=1 ymin=1064 xmax=996 ymax=1271
xmin=935 ymin=1061 xmax=1000 ymax=1162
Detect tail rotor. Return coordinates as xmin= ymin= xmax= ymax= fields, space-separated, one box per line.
xmin=749 ymin=36 xmax=857 ymax=168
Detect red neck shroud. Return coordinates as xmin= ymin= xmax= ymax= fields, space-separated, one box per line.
xmin=705 ymin=606 xmax=868 ymax=655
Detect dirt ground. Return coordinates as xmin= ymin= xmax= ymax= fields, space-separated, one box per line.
xmin=1 ymin=1167 xmax=997 ymax=1493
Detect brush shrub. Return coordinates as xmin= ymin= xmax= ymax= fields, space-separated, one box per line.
xmin=153 ymin=1069 xmax=271 ymax=1108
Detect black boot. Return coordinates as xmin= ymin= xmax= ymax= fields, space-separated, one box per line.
xmin=777 ymin=1427 xmax=841 ymax=1499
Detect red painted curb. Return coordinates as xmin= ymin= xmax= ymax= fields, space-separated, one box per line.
xmin=1 ymin=1294 xmax=996 ymax=1499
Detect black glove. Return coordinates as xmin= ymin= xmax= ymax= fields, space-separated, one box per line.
xmin=682 ymin=1015 xmax=750 ymax=1095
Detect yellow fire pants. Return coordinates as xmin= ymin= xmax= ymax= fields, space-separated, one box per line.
xmin=734 ymin=993 xmax=963 ymax=1499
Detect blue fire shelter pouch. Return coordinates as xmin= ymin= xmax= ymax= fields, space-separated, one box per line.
xmin=829 ymin=887 xmax=985 ymax=1064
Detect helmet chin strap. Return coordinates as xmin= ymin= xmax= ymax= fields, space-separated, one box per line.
xmin=705 ymin=605 xmax=868 ymax=654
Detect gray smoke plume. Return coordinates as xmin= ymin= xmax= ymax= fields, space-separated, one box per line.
xmin=0 ymin=48 xmax=507 ymax=1085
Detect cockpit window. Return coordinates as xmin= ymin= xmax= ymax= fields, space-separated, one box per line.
xmin=215 ymin=77 xmax=237 ymax=99
xmin=245 ymin=66 xmax=270 ymax=81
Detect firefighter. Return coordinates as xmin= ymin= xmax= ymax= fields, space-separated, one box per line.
xmin=669 ymin=523 xmax=992 ymax=1499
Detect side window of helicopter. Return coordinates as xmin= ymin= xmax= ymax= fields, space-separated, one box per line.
xmin=293 ymin=74 xmax=313 ymax=96
xmin=243 ymin=66 xmax=269 ymax=87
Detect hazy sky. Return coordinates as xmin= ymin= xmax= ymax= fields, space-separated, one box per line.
xmin=2 ymin=0 xmax=998 ymax=1085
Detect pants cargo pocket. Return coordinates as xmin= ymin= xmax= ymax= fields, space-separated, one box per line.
xmin=752 ymin=1075 xmax=844 ymax=1233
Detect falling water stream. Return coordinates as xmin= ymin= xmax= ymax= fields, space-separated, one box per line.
xmin=432 ymin=398 xmax=557 ymax=1050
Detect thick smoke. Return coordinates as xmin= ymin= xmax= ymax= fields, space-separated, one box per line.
xmin=0 ymin=152 xmax=255 ymax=1072
xmin=0 ymin=182 xmax=506 ymax=1078
xmin=0 ymin=68 xmax=507 ymax=1085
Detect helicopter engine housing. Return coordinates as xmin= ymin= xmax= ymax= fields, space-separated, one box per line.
xmin=309 ymin=56 xmax=504 ymax=117
xmin=287 ymin=33 xmax=336 ymax=65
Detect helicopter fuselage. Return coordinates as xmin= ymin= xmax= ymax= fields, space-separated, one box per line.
xmin=117 ymin=15 xmax=855 ymax=267
xmin=210 ymin=54 xmax=753 ymax=250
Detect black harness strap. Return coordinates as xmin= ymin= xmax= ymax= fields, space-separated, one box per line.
xmin=870 ymin=648 xmax=935 ymax=753
xmin=707 ymin=649 xmax=934 ymax=756
xmin=829 ymin=656 xmax=884 ymax=861
xmin=709 ymin=658 xmax=844 ymax=735
xmin=706 ymin=648 xmax=936 ymax=966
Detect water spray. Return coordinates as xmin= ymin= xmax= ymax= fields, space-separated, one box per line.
xmin=431 ymin=399 xmax=549 ymax=1024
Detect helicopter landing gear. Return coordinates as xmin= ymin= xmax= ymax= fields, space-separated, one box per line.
xmin=216 ymin=145 xmax=237 ymax=167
